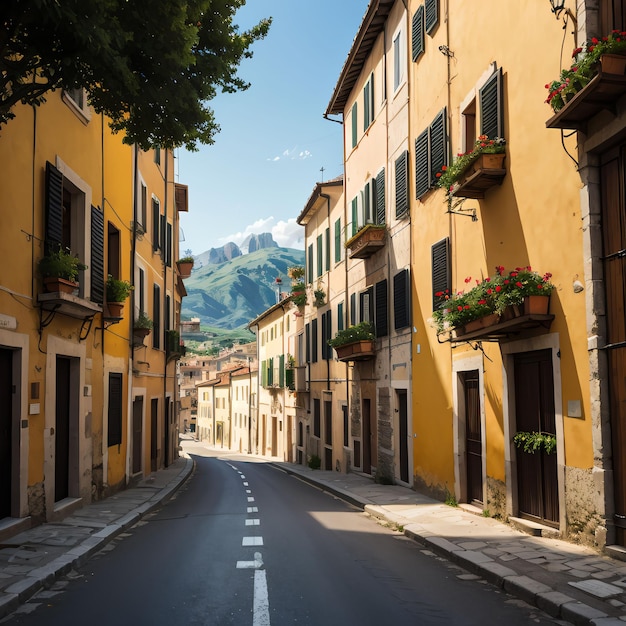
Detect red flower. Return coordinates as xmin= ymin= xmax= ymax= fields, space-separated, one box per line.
xmin=495 ymin=285 xmax=502 ymax=292
xmin=464 ymin=305 xmax=470 ymax=310
xmin=516 ymin=281 xmax=523 ymax=288
xmin=592 ymin=37 xmax=599 ymax=44
xmin=478 ymin=299 xmax=487 ymax=305
xmin=487 ymin=288 xmax=493 ymax=295
xmin=504 ymin=279 xmax=509 ymax=284
xmin=457 ymin=305 xmax=463 ymax=312
xmin=537 ymin=283 xmax=544 ymax=289
xmin=436 ymin=172 xmax=442 ymax=178
xmin=441 ymin=165 xmax=447 ymax=171
xmin=465 ymin=276 xmax=472 ymax=283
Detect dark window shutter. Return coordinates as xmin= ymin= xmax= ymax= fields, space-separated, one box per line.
xmin=429 ymin=109 xmax=447 ymax=187
xmin=394 ymin=269 xmax=411 ymax=330
xmin=350 ymin=292 xmax=356 ymax=325
xmin=268 ymin=357 xmax=274 ymax=385
xmin=279 ymin=354 xmax=285 ymax=388
xmin=316 ymin=234 xmax=323 ymax=277
xmin=305 ymin=323 xmax=311 ymax=363
xmin=326 ymin=309 xmax=332 ymax=360
xmin=152 ymin=201 xmax=160 ymax=251
xmin=160 ymin=214 xmax=166 ymax=256
xmin=395 ymin=150 xmax=409 ymax=218
xmin=375 ymin=168 xmax=385 ymax=225
xmin=165 ymin=294 xmax=171 ymax=331
xmin=307 ymin=243 xmax=314 ymax=283
xmin=325 ymin=227 xmax=330 ymax=271
xmin=425 ymin=0 xmax=438 ymax=33
xmin=351 ymin=197 xmax=358 ymax=236
xmin=363 ymin=82 xmax=370 ymax=131
xmin=480 ymin=68 xmax=503 ymax=139
xmin=375 ymin=279 xmax=388 ymax=338
xmin=261 ymin=359 xmax=267 ymax=387
xmin=90 ymin=205 xmax=105 ymax=305
xmin=351 ymin=102 xmax=358 ymax=148
xmin=153 ymin=283 xmax=161 ymax=349
xmin=166 ymin=222 xmax=172 ymax=267
xmin=414 ymin=130 xmax=430 ymax=199
xmin=107 ymin=373 xmax=123 ymax=447
xmin=311 ymin=318 xmax=318 ymax=363
xmin=364 ymin=180 xmax=372 ymax=223
xmin=432 ymin=238 xmax=451 ymax=310
xmin=412 ymin=7 xmax=425 ymax=61
xmin=45 ymin=162 xmax=63 ymax=251
xmin=337 ymin=301 xmax=344 ymax=332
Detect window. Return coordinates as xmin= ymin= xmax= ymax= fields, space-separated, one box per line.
xmin=363 ymin=72 xmax=374 ymax=130
xmin=351 ymin=102 xmax=358 ymax=149
xmin=351 ymin=197 xmax=359 ymax=236
xmin=395 ymin=151 xmax=409 ymax=218
xmin=411 ymin=6 xmax=424 ymax=62
xmin=375 ymin=168 xmax=386 ymax=225
xmin=44 ymin=161 xmax=102 ymax=302
xmin=393 ymin=28 xmax=405 ymax=91
xmin=136 ymin=267 xmax=146 ymax=316
xmin=154 ymin=146 xmax=161 ymax=165
xmin=350 ymin=293 xmax=357 ymax=326
xmin=63 ymin=87 xmax=91 ymax=122
xmin=360 ymin=287 xmax=374 ymax=324
xmin=343 ymin=406 xmax=349 ymax=447
xmin=311 ymin=318 xmax=318 ymax=362
xmin=152 ymin=197 xmax=161 ymax=251
xmin=107 ymin=223 xmax=120 ymax=279
xmin=139 ymin=182 xmax=148 ymax=231
xmin=414 ymin=108 xmax=447 ymax=199
xmin=375 ymin=279 xmax=388 ymax=338
xmin=425 ymin=0 xmax=439 ymax=34
xmin=153 ymin=283 xmax=161 ymax=349
xmin=479 ymin=68 xmax=503 ymax=139
xmin=325 ymin=227 xmax=330 ymax=272
xmin=432 ymin=238 xmax=451 ymax=309
xmin=313 ymin=399 xmax=321 ymax=438
xmin=363 ymin=180 xmax=373 ymax=224
xmin=321 ymin=310 xmax=332 ymax=360
xmin=108 ymin=373 xmax=123 ymax=447
xmin=334 ymin=218 xmax=342 ymax=263
xmin=337 ymin=301 xmax=344 ymax=332
xmin=165 ymin=222 xmax=172 ymax=267
xmin=394 ymin=269 xmax=411 ymax=330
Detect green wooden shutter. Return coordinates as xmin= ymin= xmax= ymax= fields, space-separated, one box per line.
xmin=394 ymin=269 xmax=411 ymax=330
xmin=363 ymin=81 xmax=370 ymax=131
xmin=364 ymin=180 xmax=371 ymax=223
xmin=375 ymin=279 xmax=388 ymax=338
xmin=480 ymin=68 xmax=503 ymax=139
xmin=337 ymin=301 xmax=344 ymax=331
xmin=279 ymin=354 xmax=285 ymax=387
xmin=414 ymin=130 xmax=430 ymax=199
xmin=307 ymin=243 xmax=314 ymax=283
xmin=350 ymin=293 xmax=356 ymax=325
xmin=153 ymin=283 xmax=161 ymax=349
xmin=395 ymin=150 xmax=409 ymax=217
xmin=316 ymin=234 xmax=323 ymax=277
xmin=425 ymin=0 xmax=438 ymax=34
xmin=375 ymin=168 xmax=385 ymax=225
xmin=261 ymin=360 xmax=267 ymax=387
xmin=432 ymin=238 xmax=451 ymax=310
xmin=311 ymin=318 xmax=318 ymax=363
xmin=90 ymin=205 xmax=105 ymax=305
xmin=411 ymin=6 xmax=425 ymax=61
xmin=334 ymin=218 xmax=342 ymax=262
xmin=166 ymin=222 xmax=172 ymax=267
xmin=325 ymin=227 xmax=330 ymax=271
xmin=351 ymin=102 xmax=358 ymax=148
xmin=152 ymin=200 xmax=160 ymax=251
xmin=429 ymin=109 xmax=447 ymax=187
xmin=45 ymin=162 xmax=64 ymax=252
xmin=305 ymin=323 xmax=311 ymax=363
xmin=351 ymin=197 xmax=358 ymax=236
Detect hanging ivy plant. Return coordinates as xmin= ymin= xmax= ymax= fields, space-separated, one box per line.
xmin=513 ymin=431 xmax=556 ymax=455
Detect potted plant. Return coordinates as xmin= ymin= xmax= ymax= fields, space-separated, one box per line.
xmin=38 ymin=245 xmax=87 ymax=293
xmin=134 ymin=310 xmax=153 ymax=341
xmin=546 ymin=30 xmax=626 ymax=113
xmin=513 ymin=431 xmax=557 ymax=455
xmin=176 ymin=255 xmax=195 ymax=279
xmin=435 ymin=136 xmax=506 ymax=198
xmin=106 ymin=275 xmax=133 ymax=317
xmin=314 ymin=280 xmax=326 ymax=307
xmin=328 ymin=321 xmax=375 ymax=361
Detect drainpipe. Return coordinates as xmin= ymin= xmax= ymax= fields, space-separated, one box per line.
xmin=130 ymin=144 xmax=139 ymax=480
xmin=163 ymin=150 xmax=170 ymax=467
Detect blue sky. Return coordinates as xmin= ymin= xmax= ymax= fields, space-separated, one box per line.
xmin=176 ymin=1 xmax=367 ymax=256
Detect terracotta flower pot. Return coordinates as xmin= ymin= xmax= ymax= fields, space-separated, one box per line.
xmin=107 ymin=302 xmax=124 ymax=318
xmin=600 ymin=53 xmax=626 ymax=75
xmin=524 ymin=295 xmax=550 ymax=315
xmin=43 ymin=277 xmax=78 ymax=294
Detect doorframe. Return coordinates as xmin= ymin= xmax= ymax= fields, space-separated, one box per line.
xmin=392 ymin=381 xmax=412 ymax=487
xmin=501 ymin=332 xmax=565 ymax=531
xmin=44 ymin=335 xmax=88 ymax=519
xmin=0 ymin=329 xmax=29 ymax=519
xmin=452 ymin=354 xmax=485 ymax=506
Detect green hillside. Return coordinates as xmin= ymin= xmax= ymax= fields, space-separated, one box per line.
xmin=182 ymin=247 xmax=305 ymax=329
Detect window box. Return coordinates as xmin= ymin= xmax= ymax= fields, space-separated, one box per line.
xmin=451 ymin=152 xmax=506 ymax=199
xmin=38 ymin=291 xmax=102 ymax=320
xmin=545 ymin=69 xmax=626 ymax=131
xmin=346 ymin=224 xmax=386 ymax=259
xmin=334 ymin=339 xmax=376 ymax=362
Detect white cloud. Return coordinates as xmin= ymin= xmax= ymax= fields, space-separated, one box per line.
xmin=220 ymin=217 xmax=304 ymax=250
xmin=267 ymin=147 xmax=313 ymax=162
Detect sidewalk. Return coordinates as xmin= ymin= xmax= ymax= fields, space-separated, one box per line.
xmin=271 ymin=459 xmax=626 ymax=626
xmin=0 ymin=454 xmax=193 ymax=620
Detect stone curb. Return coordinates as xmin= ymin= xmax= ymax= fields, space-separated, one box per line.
xmin=0 ymin=456 xmax=194 ymax=620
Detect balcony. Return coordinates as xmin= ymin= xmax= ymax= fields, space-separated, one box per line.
xmin=346 ymin=225 xmax=386 ymax=260
xmin=334 ymin=339 xmax=376 ymax=362
xmin=451 ymin=153 xmax=506 ymax=199
xmin=165 ymin=330 xmax=186 ymax=361
xmin=38 ymin=290 xmax=102 ymax=320
xmin=546 ymin=71 xmax=626 ymax=131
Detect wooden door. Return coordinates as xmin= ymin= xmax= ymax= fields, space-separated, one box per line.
xmin=55 ymin=356 xmax=71 ymax=502
xmin=514 ymin=350 xmax=559 ymax=526
xmin=398 ymin=390 xmax=409 ymax=483
xmin=324 ymin=400 xmax=332 ymax=470
xmin=0 ymin=349 xmax=13 ymax=518
xmin=363 ymin=399 xmax=371 ymax=475
xmin=601 ymin=146 xmax=626 ymax=543
xmin=463 ymin=371 xmax=483 ymax=505
xmin=151 ymin=399 xmax=158 ymax=472
xmin=132 ymin=398 xmax=143 ymax=474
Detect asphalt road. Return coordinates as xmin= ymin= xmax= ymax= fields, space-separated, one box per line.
xmin=2 ymin=443 xmax=561 ymax=625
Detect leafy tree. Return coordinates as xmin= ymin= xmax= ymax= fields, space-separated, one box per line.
xmin=1 ymin=0 xmax=270 ymax=150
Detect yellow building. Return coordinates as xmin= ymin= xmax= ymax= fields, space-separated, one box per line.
xmin=0 ymin=85 xmax=187 ymax=531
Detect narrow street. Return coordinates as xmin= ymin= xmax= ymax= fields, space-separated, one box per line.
xmin=2 ymin=441 xmax=559 ymax=625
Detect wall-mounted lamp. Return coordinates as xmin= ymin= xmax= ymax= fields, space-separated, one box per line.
xmin=548 ymin=0 xmax=577 ymax=27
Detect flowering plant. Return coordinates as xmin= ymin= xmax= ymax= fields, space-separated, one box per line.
xmin=546 ymin=30 xmax=626 ymax=112
xmin=431 ymin=266 xmax=554 ymax=333
xmin=328 ymin=321 xmax=374 ymax=348
xmin=435 ymin=136 xmax=506 ymax=197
